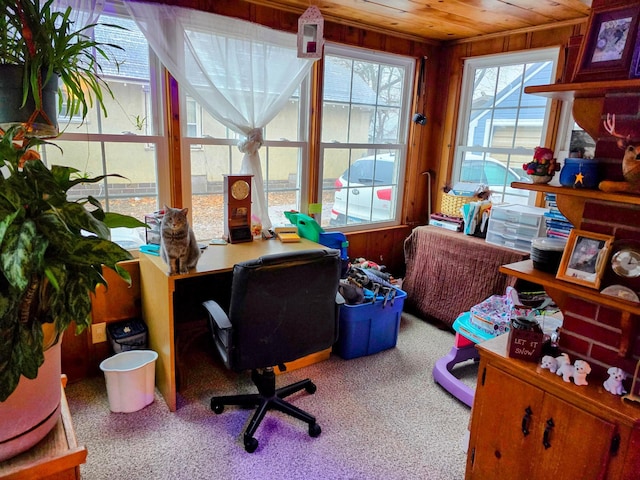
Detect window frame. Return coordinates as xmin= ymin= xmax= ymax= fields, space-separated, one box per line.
xmin=452 ymin=48 xmax=560 ymax=205
xmin=319 ymin=43 xmax=414 ymax=231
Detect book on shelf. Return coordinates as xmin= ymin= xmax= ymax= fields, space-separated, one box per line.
xmin=430 ymin=212 xmax=464 ymax=224
xmin=429 ymin=218 xmax=463 ymax=232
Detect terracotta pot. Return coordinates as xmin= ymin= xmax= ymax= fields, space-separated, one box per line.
xmin=0 ymin=332 xmax=62 ymax=462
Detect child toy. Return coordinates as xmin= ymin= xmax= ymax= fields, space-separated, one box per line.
xmin=557 ymin=359 xmax=591 ymax=386
xmin=603 ymin=367 xmax=629 ymax=395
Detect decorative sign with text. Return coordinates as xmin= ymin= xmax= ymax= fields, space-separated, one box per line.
xmin=508 ymin=329 xmax=545 ymax=362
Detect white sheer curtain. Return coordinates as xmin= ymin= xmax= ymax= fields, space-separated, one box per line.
xmin=54 ymin=0 xmax=104 ymax=25
xmin=125 ymin=1 xmax=317 ymax=230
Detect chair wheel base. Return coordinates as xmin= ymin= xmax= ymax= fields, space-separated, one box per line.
xmin=244 ymin=435 xmax=258 ymax=453
xmin=309 ymin=422 xmax=321 ymax=437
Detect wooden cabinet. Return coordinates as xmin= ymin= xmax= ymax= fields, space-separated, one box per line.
xmin=468 ymin=56 xmax=640 ymax=480
xmin=466 ymin=335 xmax=640 ymax=480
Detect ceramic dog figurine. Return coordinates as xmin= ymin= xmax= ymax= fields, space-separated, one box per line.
xmin=557 ymin=359 xmax=591 ymax=386
xmin=540 ymin=355 xmax=557 ymax=373
xmin=603 ymin=367 xmax=629 ymax=395
xmin=554 ymin=353 xmax=570 ymax=374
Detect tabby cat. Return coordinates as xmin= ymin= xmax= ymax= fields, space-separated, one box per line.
xmin=160 ymin=205 xmax=201 ymax=275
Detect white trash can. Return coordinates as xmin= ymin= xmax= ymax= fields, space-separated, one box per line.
xmin=99 ymin=350 xmax=158 ymax=413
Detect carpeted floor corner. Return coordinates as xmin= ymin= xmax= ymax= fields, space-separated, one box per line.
xmin=66 ymin=312 xmax=478 ymax=480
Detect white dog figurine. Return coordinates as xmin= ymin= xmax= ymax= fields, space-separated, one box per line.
xmin=603 ymin=367 xmax=628 ymax=395
xmin=554 ymin=353 xmax=570 ymax=375
xmin=540 ymin=355 xmax=557 ymax=373
xmin=557 ymin=359 xmax=591 ymax=386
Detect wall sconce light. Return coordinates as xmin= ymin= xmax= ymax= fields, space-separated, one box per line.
xmin=297 ymin=6 xmax=324 ymax=59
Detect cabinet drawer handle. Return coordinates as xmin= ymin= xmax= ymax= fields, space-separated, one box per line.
xmin=543 ymin=418 xmax=554 ymax=449
xmin=521 ymin=406 xmax=532 ymax=436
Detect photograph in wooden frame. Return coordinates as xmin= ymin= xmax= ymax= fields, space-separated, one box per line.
xmin=630 ymin=28 xmax=640 ymax=78
xmin=556 ymin=229 xmax=614 ymax=289
xmin=573 ymin=4 xmax=640 ymax=82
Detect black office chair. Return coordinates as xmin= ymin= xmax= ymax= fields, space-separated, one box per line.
xmin=202 ymin=248 xmax=342 ymax=453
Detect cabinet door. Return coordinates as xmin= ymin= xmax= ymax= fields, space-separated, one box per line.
xmin=468 ymin=365 xmax=544 ymax=479
xmin=534 ymin=395 xmax=616 ymax=480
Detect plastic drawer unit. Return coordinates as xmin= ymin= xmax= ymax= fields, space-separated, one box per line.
xmin=485 ymin=204 xmax=548 ymax=253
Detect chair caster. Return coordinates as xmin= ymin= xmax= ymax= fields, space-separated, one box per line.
xmin=244 ymin=435 xmax=258 ymax=453
xmin=309 ymin=422 xmax=321 ymax=437
xmin=211 ymin=400 xmax=224 ymax=414
xmin=305 ymin=381 xmax=317 ymax=394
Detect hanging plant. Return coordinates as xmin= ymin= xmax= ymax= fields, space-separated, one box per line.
xmin=0 ymin=0 xmax=125 ymax=135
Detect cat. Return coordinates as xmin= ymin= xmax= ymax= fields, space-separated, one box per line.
xmin=160 ymin=205 xmax=201 ymax=275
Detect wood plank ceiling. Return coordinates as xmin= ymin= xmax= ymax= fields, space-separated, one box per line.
xmin=244 ymin=0 xmax=592 ymax=42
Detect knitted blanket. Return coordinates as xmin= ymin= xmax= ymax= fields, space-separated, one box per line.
xmin=403 ymin=226 xmax=529 ymax=328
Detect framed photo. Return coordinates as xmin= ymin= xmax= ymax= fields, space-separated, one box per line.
xmin=630 ymin=29 xmax=640 ymax=78
xmin=557 ymin=229 xmax=614 ymax=289
xmin=574 ymin=5 xmax=640 ymax=82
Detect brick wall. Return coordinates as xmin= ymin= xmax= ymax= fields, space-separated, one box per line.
xmin=557 ymin=93 xmax=640 ymax=391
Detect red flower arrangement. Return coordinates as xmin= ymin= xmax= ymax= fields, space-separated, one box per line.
xmin=523 ymin=146 xmax=560 ymax=179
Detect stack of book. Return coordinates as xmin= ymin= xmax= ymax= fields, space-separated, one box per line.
xmin=428 ymin=212 xmax=464 ymax=232
xmin=543 ymin=193 xmax=573 ymax=239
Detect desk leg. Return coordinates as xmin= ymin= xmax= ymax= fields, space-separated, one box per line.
xmin=139 ymin=255 xmax=176 ymax=411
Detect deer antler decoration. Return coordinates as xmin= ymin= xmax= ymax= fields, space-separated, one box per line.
xmin=598 ymin=114 xmax=640 ymax=194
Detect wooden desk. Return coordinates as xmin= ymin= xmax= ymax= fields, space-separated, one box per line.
xmin=139 ymin=238 xmax=324 ymax=411
xmin=0 ymin=380 xmax=87 ymax=480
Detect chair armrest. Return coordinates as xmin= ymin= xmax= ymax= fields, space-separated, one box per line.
xmin=203 ymin=300 xmax=232 ymax=330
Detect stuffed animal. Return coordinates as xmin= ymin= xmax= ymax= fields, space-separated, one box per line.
xmin=599 ymin=114 xmax=640 ymax=193
xmin=540 ymin=355 xmax=558 ymax=373
xmin=557 ymin=359 xmax=591 ymax=386
xmin=603 ymin=367 xmax=629 ymax=395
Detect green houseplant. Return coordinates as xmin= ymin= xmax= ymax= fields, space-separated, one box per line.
xmin=0 ymin=0 xmax=122 ymax=136
xmin=0 ymin=0 xmax=145 ymax=461
xmin=0 ymin=125 xmax=146 ymax=402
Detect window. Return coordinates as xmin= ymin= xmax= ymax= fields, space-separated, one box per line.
xmin=452 ymin=49 xmax=559 ymax=205
xmin=41 ymin=5 xmax=167 ymax=247
xmin=183 ymin=86 xmax=309 ymax=242
xmin=320 ymin=45 xmax=414 ymax=229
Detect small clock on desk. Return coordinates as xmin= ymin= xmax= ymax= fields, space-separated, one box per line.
xmin=223 ymin=174 xmax=253 ymax=244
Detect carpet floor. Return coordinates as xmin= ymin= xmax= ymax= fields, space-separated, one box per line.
xmin=66 ymin=312 xmax=478 ymax=480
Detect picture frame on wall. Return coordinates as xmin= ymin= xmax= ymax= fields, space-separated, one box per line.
xmin=574 ymin=4 xmax=640 ymax=82
xmin=556 ymin=229 xmax=614 ymax=290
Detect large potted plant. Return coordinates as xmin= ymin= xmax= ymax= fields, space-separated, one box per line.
xmin=0 ymin=0 xmax=120 ymax=137
xmin=0 ymin=0 xmax=143 ymax=461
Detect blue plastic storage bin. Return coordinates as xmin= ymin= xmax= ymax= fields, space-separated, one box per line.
xmin=335 ymin=288 xmax=407 ymax=359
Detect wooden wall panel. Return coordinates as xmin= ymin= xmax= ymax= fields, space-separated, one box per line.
xmin=62 ymin=260 xmax=141 ymax=382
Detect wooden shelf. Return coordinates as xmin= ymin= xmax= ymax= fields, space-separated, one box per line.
xmin=511 ymin=182 xmax=640 ymax=205
xmin=500 ymin=260 xmax=640 ymax=316
xmin=501 ymin=260 xmax=640 ymax=358
xmin=524 ymin=79 xmax=640 ymax=101
xmin=0 ymin=379 xmax=87 ymax=480
xmin=511 ymin=182 xmax=640 ymax=227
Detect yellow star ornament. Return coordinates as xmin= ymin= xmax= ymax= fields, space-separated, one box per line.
xmin=574 ymin=171 xmax=584 ymax=185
